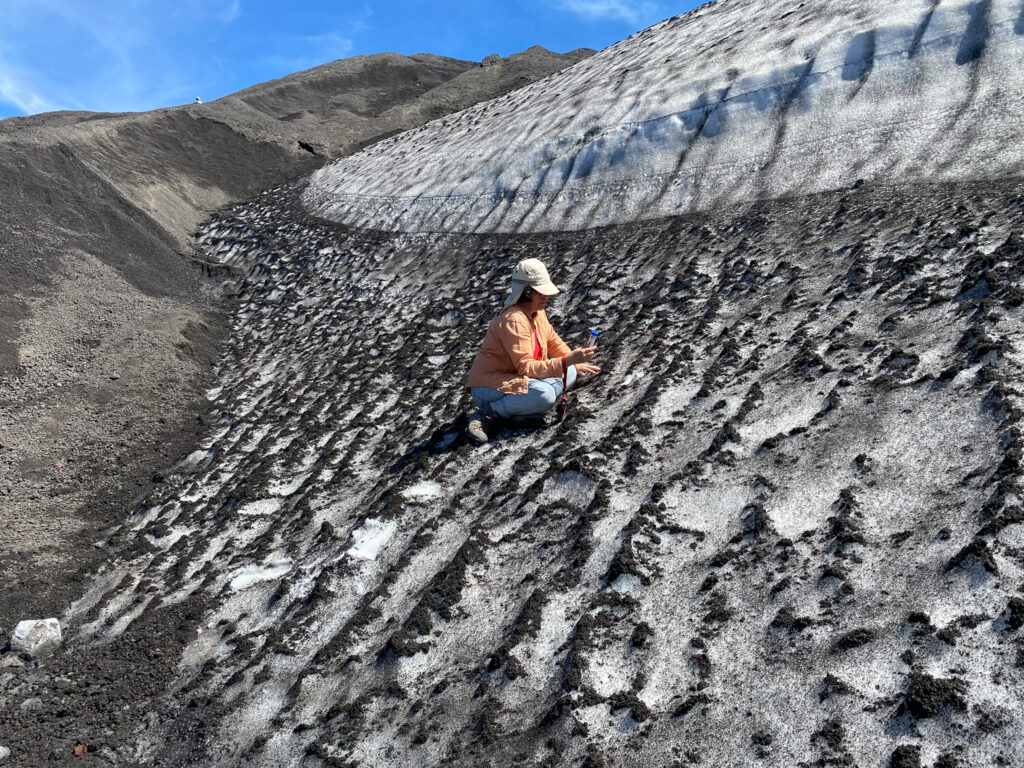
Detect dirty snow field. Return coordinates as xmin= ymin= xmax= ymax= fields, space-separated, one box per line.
xmin=42 ymin=173 xmax=1024 ymax=767
xmin=306 ymin=0 xmax=1024 ymax=233
xmin=2 ymin=0 xmax=1023 ymax=766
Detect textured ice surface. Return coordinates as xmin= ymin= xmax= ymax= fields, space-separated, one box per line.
xmin=237 ymin=499 xmax=282 ymax=517
xmin=402 ymin=480 xmax=444 ymax=501
xmin=305 ymin=0 xmax=1024 ymax=233
xmin=346 ymin=519 xmax=398 ymax=561
xmin=229 ymin=560 xmax=292 ymax=591
xmin=62 ymin=176 xmax=1024 ymax=767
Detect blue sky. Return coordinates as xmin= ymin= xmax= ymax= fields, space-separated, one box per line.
xmin=0 ymin=1 xmax=691 ymax=119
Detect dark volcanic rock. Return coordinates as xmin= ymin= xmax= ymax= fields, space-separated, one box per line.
xmin=945 ymin=537 xmax=999 ymax=575
xmin=889 ymin=744 xmax=922 ymax=768
xmin=832 ymin=627 xmax=875 ymax=652
xmin=903 ymin=674 xmax=968 ymax=719
xmin=1003 ymin=597 xmax=1024 ymax=632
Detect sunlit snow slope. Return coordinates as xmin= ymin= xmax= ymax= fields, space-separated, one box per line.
xmin=304 ymin=0 xmax=1024 ymax=233
xmin=5 ymin=2 xmax=1024 ymax=768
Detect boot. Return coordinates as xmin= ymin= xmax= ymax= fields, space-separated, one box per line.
xmin=466 ymin=403 xmax=494 ymax=445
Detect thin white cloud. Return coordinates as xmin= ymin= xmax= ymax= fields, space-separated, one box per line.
xmin=0 ymin=75 xmax=57 ymax=115
xmin=560 ymin=0 xmax=661 ymax=24
xmin=0 ymin=50 xmax=61 ymax=114
xmin=219 ymin=0 xmax=241 ymax=24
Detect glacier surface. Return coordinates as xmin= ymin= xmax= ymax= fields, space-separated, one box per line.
xmin=305 ymin=0 xmax=1024 ymax=233
xmin=42 ymin=175 xmax=1024 ymax=768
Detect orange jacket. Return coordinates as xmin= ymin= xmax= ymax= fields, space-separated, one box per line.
xmin=466 ymin=306 xmax=571 ymax=394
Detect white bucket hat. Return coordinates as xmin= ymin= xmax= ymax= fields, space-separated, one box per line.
xmin=503 ymin=258 xmax=560 ymax=309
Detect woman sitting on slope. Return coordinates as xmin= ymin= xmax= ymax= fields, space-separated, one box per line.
xmin=465 ymin=258 xmax=599 ymax=444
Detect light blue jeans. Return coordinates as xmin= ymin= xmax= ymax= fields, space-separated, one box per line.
xmin=472 ymin=365 xmax=578 ymax=419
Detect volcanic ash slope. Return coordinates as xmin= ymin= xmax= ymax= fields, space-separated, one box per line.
xmin=305 ymin=0 xmax=1024 ymax=233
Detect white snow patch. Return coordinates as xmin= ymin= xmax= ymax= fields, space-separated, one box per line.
xmin=240 ymin=423 xmax=273 ymax=453
xmin=347 ymin=519 xmax=397 ymax=562
xmin=229 ymin=560 xmax=292 ymax=591
xmin=402 ymin=480 xmax=443 ymax=501
xmin=238 ymin=498 xmax=283 ymax=517
xmin=267 ymin=472 xmax=311 ymax=497
xmin=265 ymin=434 xmax=296 ymax=456
xmin=185 ymin=449 xmax=211 ymax=466
xmin=611 ymin=574 xmax=644 ymax=595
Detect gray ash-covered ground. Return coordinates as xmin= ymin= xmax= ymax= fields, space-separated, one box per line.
xmin=3 ymin=175 xmax=1022 ymax=766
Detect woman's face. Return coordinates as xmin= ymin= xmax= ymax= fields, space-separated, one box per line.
xmin=529 ymin=289 xmax=549 ymax=313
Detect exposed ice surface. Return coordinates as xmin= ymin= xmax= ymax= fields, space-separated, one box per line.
xmin=237 ymin=499 xmax=282 ymax=517
xmin=80 ymin=174 xmax=1013 ymax=768
xmin=401 ymin=480 xmax=444 ymax=501
xmin=305 ymin=0 xmax=1024 ymax=233
xmin=229 ymin=560 xmax=292 ymax=591
xmin=45 ymin=3 xmax=1024 ymax=766
xmin=347 ymin=519 xmax=398 ymax=561
xmin=185 ymin=449 xmax=211 ymax=466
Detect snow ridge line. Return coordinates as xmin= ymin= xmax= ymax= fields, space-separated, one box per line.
xmin=304 ymin=0 xmax=1024 ymax=233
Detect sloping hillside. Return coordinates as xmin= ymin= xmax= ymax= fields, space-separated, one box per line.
xmin=306 ymin=0 xmax=1024 ymax=233
xmin=2 ymin=0 xmax=1024 ymax=766
xmin=9 ymin=171 xmax=1020 ymax=768
xmin=0 ymin=46 xmax=592 ymax=631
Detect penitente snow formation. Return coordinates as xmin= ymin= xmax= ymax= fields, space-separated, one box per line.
xmin=4 ymin=0 xmax=1024 ymax=766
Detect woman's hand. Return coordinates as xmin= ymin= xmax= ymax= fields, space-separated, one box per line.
xmin=565 ymin=346 xmax=597 ymax=367
xmin=576 ymin=363 xmax=601 ymax=377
